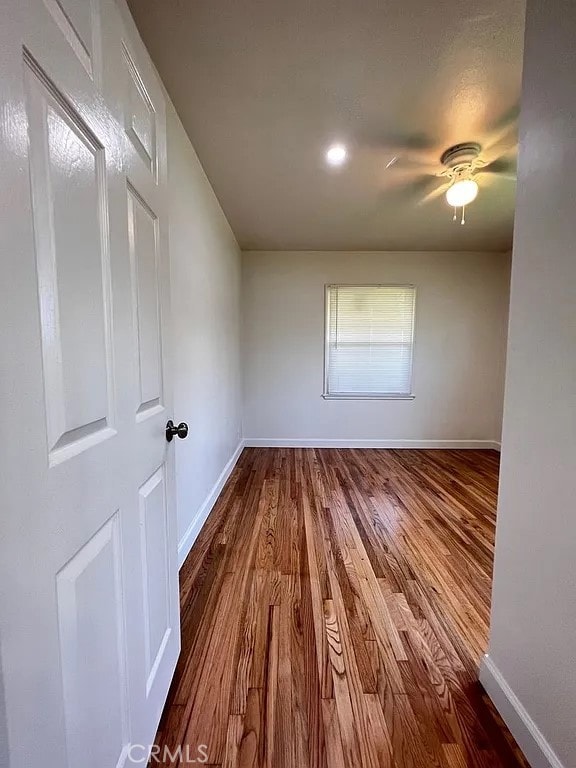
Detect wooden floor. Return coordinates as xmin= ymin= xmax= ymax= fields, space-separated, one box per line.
xmin=156 ymin=448 xmax=528 ymax=767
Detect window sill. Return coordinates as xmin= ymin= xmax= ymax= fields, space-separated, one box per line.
xmin=322 ymin=393 xmax=415 ymax=401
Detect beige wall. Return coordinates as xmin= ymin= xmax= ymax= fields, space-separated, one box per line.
xmin=480 ymin=1 xmax=576 ymax=766
xmin=167 ymin=103 xmax=242 ymax=562
xmin=242 ymin=250 xmax=510 ymax=445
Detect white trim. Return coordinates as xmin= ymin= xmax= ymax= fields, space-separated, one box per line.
xmin=177 ymin=440 xmax=245 ymax=569
xmin=322 ymin=393 xmax=415 ymax=401
xmin=243 ymin=438 xmax=501 ymax=450
xmin=479 ymin=654 xmax=565 ymax=768
xmin=493 ymin=441 xmax=502 ymax=451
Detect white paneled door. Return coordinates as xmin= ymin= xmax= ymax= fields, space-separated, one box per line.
xmin=0 ymin=1 xmax=180 ymax=766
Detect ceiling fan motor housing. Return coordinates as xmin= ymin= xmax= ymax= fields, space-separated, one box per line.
xmin=440 ymin=142 xmax=481 ymax=169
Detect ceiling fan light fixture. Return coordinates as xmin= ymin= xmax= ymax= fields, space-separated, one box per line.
xmin=445 ymin=178 xmax=479 ymax=208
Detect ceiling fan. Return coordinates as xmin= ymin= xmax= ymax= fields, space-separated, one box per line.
xmin=430 ymin=142 xmax=514 ymax=224
xmin=381 ymin=128 xmax=517 ymax=224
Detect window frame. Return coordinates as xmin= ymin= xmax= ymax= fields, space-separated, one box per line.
xmin=322 ymin=283 xmax=416 ymax=401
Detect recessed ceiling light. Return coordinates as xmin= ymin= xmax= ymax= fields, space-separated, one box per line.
xmin=325 ymin=143 xmax=347 ymax=166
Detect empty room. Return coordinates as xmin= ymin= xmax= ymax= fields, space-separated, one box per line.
xmin=1 ymin=1 xmax=574 ymax=768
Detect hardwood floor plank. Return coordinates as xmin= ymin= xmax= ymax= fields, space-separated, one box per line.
xmin=264 ymin=604 xmax=280 ymax=768
xmin=321 ymin=698 xmax=346 ymax=768
xmin=237 ymin=688 xmax=261 ymax=768
xmin=154 ymin=448 xmax=529 ymax=768
xmin=293 ymin=480 xmax=325 ymax=768
xmin=182 ymin=572 xmax=239 ymax=763
xmin=223 ymin=715 xmax=243 ymax=768
xmin=443 ymin=742 xmax=468 ymax=768
xmin=232 ymin=569 xmax=267 ymax=713
xmin=301 ymin=473 xmax=334 ymax=699
xmin=276 ymin=575 xmax=296 ymax=768
xmin=363 ymin=692 xmax=394 ymax=767
xmin=323 ymin=598 xmax=360 ymax=768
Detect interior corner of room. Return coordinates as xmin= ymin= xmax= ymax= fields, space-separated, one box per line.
xmin=1 ymin=0 xmax=574 ymax=767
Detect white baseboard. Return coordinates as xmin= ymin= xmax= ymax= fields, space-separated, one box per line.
xmin=177 ymin=439 xmax=245 ymax=569
xmin=479 ymin=654 xmax=565 ymax=768
xmin=243 ymin=438 xmax=501 ymax=450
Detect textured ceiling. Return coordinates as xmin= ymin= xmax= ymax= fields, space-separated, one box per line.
xmin=127 ymin=0 xmax=525 ymax=251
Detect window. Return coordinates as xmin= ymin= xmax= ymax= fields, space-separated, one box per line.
xmin=324 ymin=285 xmax=415 ymax=399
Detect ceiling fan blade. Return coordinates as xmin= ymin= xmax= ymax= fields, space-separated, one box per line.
xmin=378 ymin=167 xmax=427 ymax=192
xmin=357 ymin=130 xmax=442 ymax=173
xmin=481 ymin=123 xmax=519 ymax=163
xmin=477 ymin=157 xmax=517 ymax=182
xmin=359 ymin=129 xmax=438 ymax=153
xmin=387 ymin=155 xmax=441 ymax=174
xmin=478 ymin=170 xmax=517 ymax=182
xmin=484 ymin=104 xmax=520 ymax=137
xmin=417 ymin=181 xmax=451 ymax=206
xmin=377 ymin=168 xmax=441 ymax=198
xmin=482 ymin=156 xmax=517 ymax=174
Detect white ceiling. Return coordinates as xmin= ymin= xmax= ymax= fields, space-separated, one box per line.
xmin=127 ymin=0 xmax=525 ymax=251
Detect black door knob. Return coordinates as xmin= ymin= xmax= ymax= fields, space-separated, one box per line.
xmin=166 ymin=420 xmax=189 ymax=442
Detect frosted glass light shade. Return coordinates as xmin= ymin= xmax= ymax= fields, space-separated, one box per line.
xmin=446 ymin=179 xmax=479 ymax=207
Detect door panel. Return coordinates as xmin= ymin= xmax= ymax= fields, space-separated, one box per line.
xmin=127 ymin=183 xmax=163 ymax=418
xmin=122 ymin=43 xmax=157 ymax=177
xmin=42 ymin=0 xmax=99 ymax=78
xmin=138 ymin=466 xmax=171 ymax=696
xmin=56 ymin=512 xmax=129 ymax=768
xmin=24 ymin=54 xmax=116 ymax=463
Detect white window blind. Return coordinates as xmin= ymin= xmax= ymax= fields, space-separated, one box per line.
xmin=324 ymin=285 xmax=415 ymax=398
